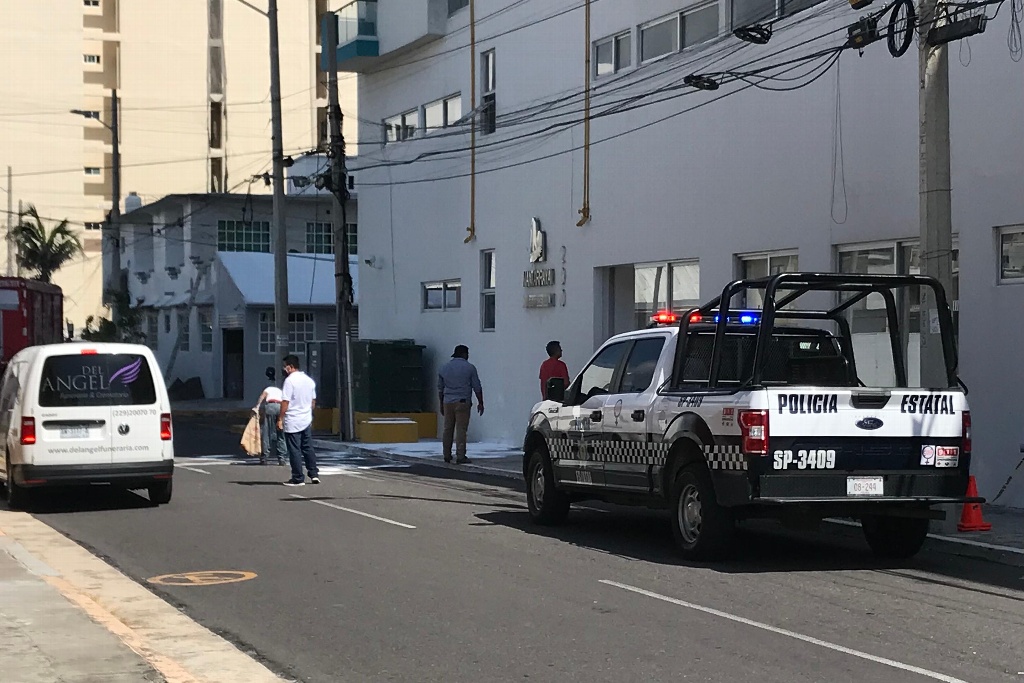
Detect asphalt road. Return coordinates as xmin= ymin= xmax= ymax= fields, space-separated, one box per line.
xmin=21 ymin=417 xmax=1024 ymax=682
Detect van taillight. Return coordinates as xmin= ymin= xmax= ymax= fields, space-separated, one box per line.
xmin=738 ymin=410 xmax=769 ymax=455
xmin=962 ymin=411 xmax=971 ymax=454
xmin=20 ymin=417 xmax=36 ymax=445
xmin=160 ymin=414 xmax=172 ymax=441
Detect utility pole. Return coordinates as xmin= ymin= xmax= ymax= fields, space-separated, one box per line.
xmin=325 ymin=13 xmax=354 ymax=441
xmin=109 ymin=89 xmax=122 ymax=326
xmin=917 ymin=0 xmax=954 ymax=388
xmin=269 ymin=0 xmax=290 ymax=367
xmin=6 ymin=166 xmax=12 ymax=276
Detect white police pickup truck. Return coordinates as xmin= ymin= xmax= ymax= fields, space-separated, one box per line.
xmin=523 ymin=273 xmax=980 ymax=560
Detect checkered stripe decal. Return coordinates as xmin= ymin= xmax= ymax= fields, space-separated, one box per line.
xmin=590 ymin=440 xmax=671 ymax=466
xmin=706 ymin=444 xmax=746 ymax=471
xmin=547 ymin=439 xmax=578 ymax=461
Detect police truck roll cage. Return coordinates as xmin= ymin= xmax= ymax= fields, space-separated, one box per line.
xmin=671 ymin=272 xmax=959 ymax=390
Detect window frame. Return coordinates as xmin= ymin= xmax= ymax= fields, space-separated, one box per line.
xmin=424 ymin=93 xmax=463 ymax=133
xmin=146 ymin=311 xmax=159 ymax=350
xmin=569 ymin=341 xmax=631 ymax=405
xmin=217 ymin=219 xmax=271 ymax=252
xmin=618 ymin=335 xmax=669 ymax=394
xmin=258 ymin=311 xmax=317 ymax=355
xmin=998 ymin=225 xmax=1024 ymax=284
xmin=84 ymin=167 xmax=101 ymax=176
xmin=305 ymin=221 xmax=333 ymax=254
xmin=422 ymin=280 xmax=462 ymax=311
xmin=199 ymin=308 xmax=214 ymax=352
xmin=681 ymin=3 xmax=720 ymax=50
xmin=481 ymin=250 xmax=496 ymax=331
xmin=731 ymin=0 xmax=824 ymax=29
xmin=448 ymin=0 xmax=469 ymax=16
xmin=177 ymin=310 xmax=190 ymax=352
xmin=83 ymin=54 xmax=101 ymax=65
xmin=639 ymin=14 xmax=680 ymax=64
xmin=594 ymin=30 xmax=633 ymax=78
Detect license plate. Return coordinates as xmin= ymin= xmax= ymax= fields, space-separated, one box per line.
xmin=847 ymin=476 xmax=884 ymax=496
xmin=59 ymin=426 xmax=89 ymax=439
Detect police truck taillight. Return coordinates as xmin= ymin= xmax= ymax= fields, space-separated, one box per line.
xmin=160 ymin=414 xmax=172 ymax=441
xmin=20 ymin=417 xmax=36 ymax=445
xmin=962 ymin=411 xmax=971 ymax=454
xmin=738 ymin=410 xmax=769 ymax=454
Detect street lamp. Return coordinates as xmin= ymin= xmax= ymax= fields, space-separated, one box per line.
xmin=71 ymin=89 xmax=122 ymax=325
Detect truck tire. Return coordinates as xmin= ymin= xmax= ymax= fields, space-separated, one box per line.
xmin=670 ymin=464 xmax=734 ymax=560
xmin=4 ymin=453 xmax=31 ymax=510
xmin=526 ymin=448 xmax=569 ymax=525
xmin=861 ymin=514 xmax=929 ymax=559
xmin=148 ymin=480 xmax=173 ymax=506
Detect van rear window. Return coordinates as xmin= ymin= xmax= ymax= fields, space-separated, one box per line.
xmin=38 ymin=354 xmax=157 ymax=407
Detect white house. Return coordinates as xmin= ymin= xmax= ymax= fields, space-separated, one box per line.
xmin=340 ymin=0 xmax=1024 ymax=506
xmin=119 ymin=191 xmax=358 ymax=401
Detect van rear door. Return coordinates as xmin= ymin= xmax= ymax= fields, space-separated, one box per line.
xmin=105 ymin=354 xmax=163 ymax=464
xmin=37 ymin=352 xmax=115 ymax=466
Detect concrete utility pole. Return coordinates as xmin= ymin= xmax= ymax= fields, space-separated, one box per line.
xmin=325 ymin=13 xmax=355 ymax=441
xmin=917 ymin=0 xmax=954 ymax=388
xmin=269 ymin=0 xmax=290 ymax=367
xmin=6 ymin=166 xmax=12 ymax=276
xmin=110 ymin=89 xmax=122 ymax=326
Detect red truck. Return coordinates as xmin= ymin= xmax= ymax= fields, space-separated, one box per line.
xmin=0 ymin=277 xmax=64 ymax=375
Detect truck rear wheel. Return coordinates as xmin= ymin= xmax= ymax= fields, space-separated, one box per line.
xmin=671 ymin=465 xmax=734 ymax=560
xmin=861 ymin=514 xmax=929 ymax=559
xmin=526 ymin=448 xmax=569 ymax=525
xmin=4 ymin=453 xmax=31 ymax=510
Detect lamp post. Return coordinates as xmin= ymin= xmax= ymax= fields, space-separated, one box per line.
xmin=72 ymin=89 xmax=122 ymax=325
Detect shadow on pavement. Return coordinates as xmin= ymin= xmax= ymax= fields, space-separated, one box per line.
xmin=365 ymin=492 xmax=527 ymax=511
xmin=8 ymin=486 xmax=156 ymax=514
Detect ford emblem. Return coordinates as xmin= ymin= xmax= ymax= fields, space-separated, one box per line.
xmin=856 ymin=417 xmax=883 ymax=431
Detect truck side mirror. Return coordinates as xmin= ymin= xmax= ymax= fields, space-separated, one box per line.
xmin=546 ymin=377 xmax=566 ymax=403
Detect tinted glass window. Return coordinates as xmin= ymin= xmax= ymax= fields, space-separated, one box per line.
xmin=39 ymin=354 xmax=157 ymax=407
xmin=577 ymin=342 xmax=629 ymax=401
xmin=620 ymin=337 xmax=666 ymax=393
xmin=680 ymin=332 xmax=846 ymax=386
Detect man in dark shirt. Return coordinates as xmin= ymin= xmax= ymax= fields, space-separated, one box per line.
xmin=539 ymin=340 xmax=571 ymax=400
xmin=437 ymin=345 xmax=484 ymax=464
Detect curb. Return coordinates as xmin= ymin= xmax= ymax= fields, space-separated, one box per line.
xmin=312 ymin=439 xmax=523 ymax=481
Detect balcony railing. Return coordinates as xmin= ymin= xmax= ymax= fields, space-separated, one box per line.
xmin=323 ymin=0 xmax=379 ymax=72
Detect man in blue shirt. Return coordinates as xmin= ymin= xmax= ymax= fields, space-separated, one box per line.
xmin=437 ymin=344 xmax=484 ymax=464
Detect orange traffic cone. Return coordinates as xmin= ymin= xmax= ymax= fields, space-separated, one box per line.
xmin=957 ymin=476 xmax=992 ymax=532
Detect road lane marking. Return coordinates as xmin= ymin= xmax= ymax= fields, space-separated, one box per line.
xmin=600 ymin=580 xmax=968 ymax=683
xmin=289 ymin=494 xmax=416 ymax=529
xmin=175 ymin=466 xmax=211 ymax=475
xmin=825 ymin=518 xmax=1024 ymax=556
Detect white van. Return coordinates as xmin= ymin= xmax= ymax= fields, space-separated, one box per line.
xmin=0 ymin=342 xmax=174 ymax=508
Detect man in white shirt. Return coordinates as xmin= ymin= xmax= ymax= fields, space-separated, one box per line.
xmin=254 ymin=367 xmax=287 ymax=466
xmin=277 ymin=354 xmax=320 ymax=486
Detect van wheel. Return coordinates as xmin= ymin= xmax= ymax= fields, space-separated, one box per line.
xmin=4 ymin=453 xmax=30 ymax=510
xmin=670 ymin=465 xmax=734 ymax=560
xmin=148 ymin=480 xmax=173 ymax=505
xmin=526 ymin=448 xmax=569 ymax=525
xmin=861 ymin=514 xmax=928 ymax=559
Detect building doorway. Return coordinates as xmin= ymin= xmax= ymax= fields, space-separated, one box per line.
xmin=222 ymin=329 xmax=244 ymax=399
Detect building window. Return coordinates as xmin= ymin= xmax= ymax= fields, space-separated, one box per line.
xmin=999 ymin=226 xmax=1024 ymax=282
xmin=84 ymin=0 xmax=100 ymax=6
xmin=739 ymin=251 xmax=799 ymax=308
xmin=595 ymin=32 xmax=632 ymax=77
xmin=384 ymin=110 xmax=419 ymax=143
xmin=480 ymin=50 xmax=496 ymax=135
xmin=177 ymin=310 xmax=190 ymax=352
xmin=683 ymin=5 xmax=719 ymax=48
xmin=481 ymin=250 xmax=496 ymax=331
xmin=634 ymin=260 xmax=700 ymax=328
xmin=164 ymin=312 xmax=171 ymax=334
xmin=84 ymin=167 xmax=101 ymax=176
xmin=424 ymin=93 xmax=463 ymax=132
xmin=448 ymin=0 xmax=469 ymax=15
xmin=217 ymin=219 xmax=271 ymax=252
xmin=210 ymin=101 xmax=223 ymax=149
xmin=199 ymin=308 xmax=213 ymax=352
xmin=83 ymin=54 xmax=101 ymax=64
xmin=733 ymin=0 xmax=824 ymax=28
xmin=259 ymin=311 xmax=316 ymax=355
xmin=348 ymin=174 xmax=356 ymax=190
xmin=146 ymin=312 xmax=159 ymax=350
xmin=306 ymin=222 xmax=332 ymax=254
xmin=422 ymin=280 xmax=461 ymax=311
xmin=346 ymin=222 xmax=358 ymax=255
xmin=210 ymin=157 xmax=224 ymax=193
xmin=84 ymin=222 xmax=102 ymax=231
xmin=640 ymin=16 xmax=678 ymax=62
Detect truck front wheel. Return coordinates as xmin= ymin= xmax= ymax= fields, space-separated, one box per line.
xmin=526 ymin=448 xmax=569 ymax=525
xmin=670 ymin=465 xmax=734 ymax=560
xmin=861 ymin=514 xmax=929 ymax=559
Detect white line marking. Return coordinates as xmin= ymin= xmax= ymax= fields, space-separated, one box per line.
xmin=289 ymin=494 xmax=416 ymax=529
xmin=600 ymin=580 xmax=968 ymax=683
xmin=824 ymin=518 xmax=1024 ymax=556
xmin=177 ymin=466 xmax=211 ymax=475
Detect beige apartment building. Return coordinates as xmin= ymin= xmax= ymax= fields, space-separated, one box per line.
xmin=0 ymin=0 xmax=358 ymax=329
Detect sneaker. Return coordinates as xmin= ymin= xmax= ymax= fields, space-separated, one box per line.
xmin=283 ymin=479 xmax=305 ymax=486
xmin=310 ymin=477 xmax=321 ymax=485
xmin=443 ymin=457 xmax=452 ymax=463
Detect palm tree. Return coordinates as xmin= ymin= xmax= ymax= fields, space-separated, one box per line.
xmin=13 ymin=205 xmax=83 ymax=283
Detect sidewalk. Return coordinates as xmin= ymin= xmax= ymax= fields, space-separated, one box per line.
xmin=0 ymin=511 xmax=288 ymax=683
xmin=315 ymin=438 xmax=1024 ymax=564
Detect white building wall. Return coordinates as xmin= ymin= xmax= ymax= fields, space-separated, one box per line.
xmin=354 ymin=1 xmax=1024 ymax=506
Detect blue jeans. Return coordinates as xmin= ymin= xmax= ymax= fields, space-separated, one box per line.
xmin=285 ymin=426 xmax=318 ymax=481
xmin=261 ymin=403 xmax=287 ymax=462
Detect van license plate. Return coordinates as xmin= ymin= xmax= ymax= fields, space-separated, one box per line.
xmin=59 ymin=427 xmax=89 ymax=439
xmin=847 ymin=476 xmax=884 ymax=496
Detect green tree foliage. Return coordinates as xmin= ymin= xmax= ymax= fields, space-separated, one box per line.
xmin=13 ymin=205 xmax=83 ymax=283
xmin=81 ymin=290 xmax=147 ymax=343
